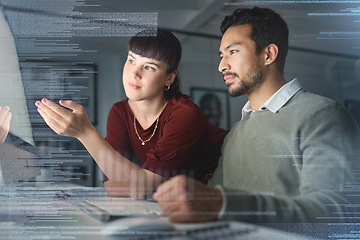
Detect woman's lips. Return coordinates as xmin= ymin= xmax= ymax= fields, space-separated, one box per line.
xmin=128 ymin=82 xmax=141 ymax=90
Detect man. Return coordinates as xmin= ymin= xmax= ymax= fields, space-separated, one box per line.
xmin=153 ymin=7 xmax=359 ymax=224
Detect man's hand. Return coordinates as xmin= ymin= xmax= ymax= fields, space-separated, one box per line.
xmin=0 ymin=106 xmax=11 ymax=144
xmin=104 ymin=180 xmax=131 ymax=197
xmin=35 ymin=98 xmax=93 ymax=140
xmin=153 ymin=175 xmax=222 ymax=223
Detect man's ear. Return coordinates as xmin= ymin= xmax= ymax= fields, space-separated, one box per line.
xmin=264 ymin=44 xmax=278 ymax=66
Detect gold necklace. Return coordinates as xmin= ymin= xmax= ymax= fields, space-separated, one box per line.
xmin=133 ymin=101 xmax=167 ymax=146
xmin=134 ymin=117 xmax=159 ymax=146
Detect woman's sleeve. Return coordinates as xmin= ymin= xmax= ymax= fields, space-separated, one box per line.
xmin=105 ymin=103 xmax=132 ymax=157
xmin=103 ymin=103 xmax=132 ymax=181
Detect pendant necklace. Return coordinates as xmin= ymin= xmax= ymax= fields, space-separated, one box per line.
xmin=133 ymin=101 xmax=167 ymax=146
xmin=134 ymin=117 xmax=159 ymax=145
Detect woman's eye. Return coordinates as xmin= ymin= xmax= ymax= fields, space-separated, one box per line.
xmin=128 ymin=59 xmax=135 ymax=65
xmin=144 ymin=66 xmax=155 ymax=71
xmin=230 ymin=49 xmax=238 ymax=55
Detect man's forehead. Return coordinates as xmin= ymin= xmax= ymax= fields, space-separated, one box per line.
xmin=219 ymin=25 xmax=252 ymax=50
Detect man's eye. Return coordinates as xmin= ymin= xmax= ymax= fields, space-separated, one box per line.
xmin=230 ymin=50 xmax=238 ymax=55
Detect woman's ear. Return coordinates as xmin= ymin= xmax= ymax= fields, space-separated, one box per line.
xmin=166 ymin=72 xmax=176 ymax=87
xmin=264 ymin=43 xmax=278 ymax=66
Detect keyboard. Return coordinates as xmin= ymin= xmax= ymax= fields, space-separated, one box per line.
xmin=77 ymin=197 xmax=162 ymax=222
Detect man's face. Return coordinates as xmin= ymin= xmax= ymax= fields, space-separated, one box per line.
xmin=218 ymin=24 xmax=264 ymax=97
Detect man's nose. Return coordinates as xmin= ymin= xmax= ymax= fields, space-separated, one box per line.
xmin=218 ymin=57 xmax=230 ymax=73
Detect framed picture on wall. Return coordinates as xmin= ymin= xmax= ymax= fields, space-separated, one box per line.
xmin=190 ymin=87 xmax=230 ymax=130
xmin=345 ymin=100 xmax=360 ymax=127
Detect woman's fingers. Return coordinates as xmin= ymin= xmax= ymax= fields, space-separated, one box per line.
xmin=35 ymin=98 xmax=92 ymax=138
xmin=35 ymin=98 xmax=75 ymax=136
xmin=37 ymin=98 xmax=71 ymax=120
xmin=59 ymin=99 xmax=82 ymax=112
xmin=36 ymin=105 xmax=65 ymax=135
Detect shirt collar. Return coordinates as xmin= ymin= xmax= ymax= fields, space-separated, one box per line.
xmin=241 ymin=78 xmax=302 ymax=119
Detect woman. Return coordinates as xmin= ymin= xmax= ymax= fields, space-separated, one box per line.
xmin=35 ymin=29 xmax=227 ymax=199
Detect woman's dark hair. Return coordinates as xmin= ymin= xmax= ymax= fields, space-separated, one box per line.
xmin=220 ymin=7 xmax=289 ymax=73
xmin=128 ymin=29 xmax=183 ymax=99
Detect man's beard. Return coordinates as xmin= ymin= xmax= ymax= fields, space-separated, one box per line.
xmin=227 ymin=66 xmax=263 ymax=98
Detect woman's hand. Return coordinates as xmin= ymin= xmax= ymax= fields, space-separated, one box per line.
xmin=0 ymin=106 xmax=11 ymax=144
xmin=35 ymin=98 xmax=93 ymax=139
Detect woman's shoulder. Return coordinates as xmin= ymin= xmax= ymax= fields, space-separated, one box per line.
xmin=168 ymin=95 xmax=200 ymax=111
xmin=165 ymin=95 xmax=205 ymax=120
xmin=108 ymin=99 xmax=131 ymax=118
xmin=111 ymin=99 xmax=129 ymax=110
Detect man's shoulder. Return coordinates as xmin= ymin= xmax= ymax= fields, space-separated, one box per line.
xmin=288 ymin=91 xmax=356 ymax=126
xmin=293 ymin=90 xmax=334 ymax=103
xmin=289 ymin=90 xmax=340 ymax=112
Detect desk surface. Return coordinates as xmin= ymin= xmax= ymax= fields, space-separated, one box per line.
xmin=0 ymin=183 xmax=318 ymax=239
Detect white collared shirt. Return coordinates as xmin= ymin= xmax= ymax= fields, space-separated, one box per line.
xmin=241 ymin=78 xmax=302 ymax=120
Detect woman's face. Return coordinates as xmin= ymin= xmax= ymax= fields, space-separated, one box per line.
xmin=123 ymin=51 xmax=173 ymax=102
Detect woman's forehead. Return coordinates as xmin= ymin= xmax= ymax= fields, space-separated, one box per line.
xmin=128 ymin=51 xmax=167 ymax=68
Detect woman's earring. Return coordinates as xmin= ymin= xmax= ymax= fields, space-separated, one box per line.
xmin=165 ymin=85 xmax=171 ymax=91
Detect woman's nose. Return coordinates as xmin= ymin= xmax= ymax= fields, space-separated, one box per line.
xmin=130 ymin=66 xmax=141 ymax=79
